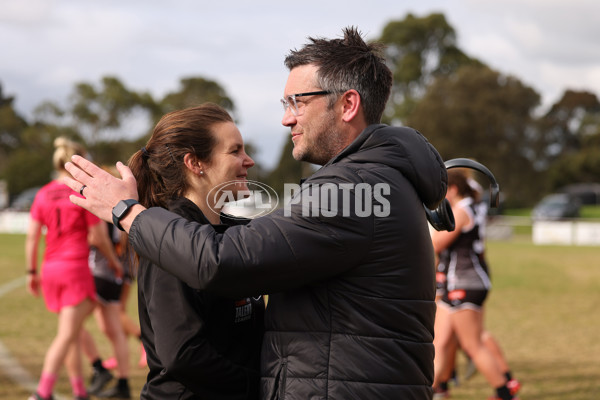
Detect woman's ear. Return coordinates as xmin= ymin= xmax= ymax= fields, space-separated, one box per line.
xmin=183 ymin=153 xmax=203 ymax=176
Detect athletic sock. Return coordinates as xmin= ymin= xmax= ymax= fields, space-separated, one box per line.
xmin=504 ymin=371 xmax=513 ymax=381
xmin=69 ymin=375 xmax=87 ymax=398
xmin=37 ymin=372 xmax=57 ymax=399
xmin=496 ymin=385 xmax=513 ymax=400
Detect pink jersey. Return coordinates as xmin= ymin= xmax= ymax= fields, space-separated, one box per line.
xmin=30 ymin=180 xmax=101 ymax=265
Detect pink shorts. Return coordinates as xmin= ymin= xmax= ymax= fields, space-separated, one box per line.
xmin=41 ymin=261 xmax=96 ymax=313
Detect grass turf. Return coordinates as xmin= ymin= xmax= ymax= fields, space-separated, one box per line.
xmin=1 ymin=233 xmax=599 ymax=399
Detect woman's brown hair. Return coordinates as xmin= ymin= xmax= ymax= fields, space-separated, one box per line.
xmin=128 ymin=103 xmax=233 ymax=208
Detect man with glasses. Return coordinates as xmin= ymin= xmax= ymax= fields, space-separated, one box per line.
xmin=65 ymin=27 xmax=448 ymax=399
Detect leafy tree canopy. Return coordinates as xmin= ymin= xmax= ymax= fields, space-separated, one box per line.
xmin=0 ymin=83 xmax=28 ymax=169
xmin=0 ymin=75 xmax=239 ymax=198
xmin=378 ymin=13 xmax=482 ymax=122
xmin=160 ymin=77 xmax=235 ymax=117
xmin=407 ymin=64 xmax=542 ymax=206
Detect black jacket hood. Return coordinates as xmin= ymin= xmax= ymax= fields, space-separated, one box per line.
xmin=329 ymin=123 xmax=447 ymax=209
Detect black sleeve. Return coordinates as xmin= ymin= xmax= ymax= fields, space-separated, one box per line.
xmin=129 ymin=172 xmax=373 ymax=298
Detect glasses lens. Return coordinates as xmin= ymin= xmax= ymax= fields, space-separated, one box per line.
xmin=280 ymin=98 xmax=289 ymax=113
xmin=282 ymin=95 xmax=298 ymax=116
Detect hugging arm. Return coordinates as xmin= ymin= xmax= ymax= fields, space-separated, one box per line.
xmin=129 ymin=175 xmax=373 ymax=297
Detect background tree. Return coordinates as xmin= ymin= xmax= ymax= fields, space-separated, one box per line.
xmin=69 ymin=76 xmax=155 ymax=143
xmin=0 ymin=83 xmax=28 ymax=172
xmin=407 ymin=64 xmax=541 ymax=206
xmin=545 ymin=109 xmax=600 ymax=189
xmin=67 ymin=75 xmax=238 ymax=166
xmin=378 ymin=13 xmax=482 ymax=122
xmin=159 ymin=77 xmax=235 ymax=118
xmin=0 ymin=75 xmax=242 ymax=201
xmin=1 ymin=117 xmax=83 ymax=196
xmin=533 ymin=90 xmax=600 ymax=169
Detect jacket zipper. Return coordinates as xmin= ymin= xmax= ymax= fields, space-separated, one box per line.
xmin=269 ymin=358 xmax=288 ymax=400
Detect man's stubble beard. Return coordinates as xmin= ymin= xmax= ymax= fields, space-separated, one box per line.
xmin=293 ymin=112 xmax=346 ymax=166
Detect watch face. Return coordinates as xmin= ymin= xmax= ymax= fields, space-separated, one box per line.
xmin=114 ymin=200 xmax=128 ymax=218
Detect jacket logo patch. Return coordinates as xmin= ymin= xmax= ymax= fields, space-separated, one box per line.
xmin=234 ymin=298 xmax=253 ymax=323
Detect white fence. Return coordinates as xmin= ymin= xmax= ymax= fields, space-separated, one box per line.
xmin=487 ymin=216 xmax=600 ymax=246
xmin=0 ymin=211 xmax=30 ymax=234
xmin=3 ymin=211 xmax=600 ymax=246
xmin=532 ymin=220 xmax=600 ymax=246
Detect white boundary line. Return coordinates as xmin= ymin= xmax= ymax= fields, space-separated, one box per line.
xmin=0 ymin=276 xmax=26 ymax=297
xmin=0 ymin=276 xmax=66 ymax=400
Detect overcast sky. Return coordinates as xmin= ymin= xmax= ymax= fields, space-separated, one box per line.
xmin=1 ymin=0 xmax=599 ymax=169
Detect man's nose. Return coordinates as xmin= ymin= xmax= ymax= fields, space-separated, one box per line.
xmin=281 ymin=107 xmax=297 ymax=127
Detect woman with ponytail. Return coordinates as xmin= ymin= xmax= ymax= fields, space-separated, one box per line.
xmin=27 ymin=137 xmax=122 ymax=400
xmin=130 ymin=103 xmax=264 ymax=400
xmin=431 ymin=169 xmax=519 ymax=400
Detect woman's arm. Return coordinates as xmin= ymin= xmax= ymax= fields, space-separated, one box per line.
xmin=88 ymin=222 xmax=123 ymax=278
xmin=431 ymin=204 xmax=470 ymax=253
xmin=25 ymin=219 xmax=43 ymax=296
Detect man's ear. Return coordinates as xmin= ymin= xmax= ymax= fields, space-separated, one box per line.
xmin=340 ymin=89 xmax=361 ymax=122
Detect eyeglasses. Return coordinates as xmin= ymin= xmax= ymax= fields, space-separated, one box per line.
xmin=280 ymin=90 xmax=331 ymax=116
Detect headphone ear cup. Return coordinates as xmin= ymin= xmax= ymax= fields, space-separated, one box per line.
xmin=444 ymin=158 xmax=500 ymax=209
xmin=438 ymin=199 xmax=455 ymax=232
xmin=425 ymin=199 xmax=455 ymax=232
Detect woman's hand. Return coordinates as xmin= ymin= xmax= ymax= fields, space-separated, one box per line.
xmin=27 ymin=273 xmax=40 ymax=297
xmin=109 ymin=257 xmax=125 ymax=280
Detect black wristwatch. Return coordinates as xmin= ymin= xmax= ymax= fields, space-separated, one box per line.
xmin=112 ymin=199 xmax=140 ymax=231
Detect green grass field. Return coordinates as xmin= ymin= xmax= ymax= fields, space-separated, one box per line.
xmin=0 ymin=234 xmax=147 ymax=399
xmin=1 ymin=232 xmax=599 ymax=399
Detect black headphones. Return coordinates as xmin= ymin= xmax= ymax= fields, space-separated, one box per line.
xmin=425 ymin=158 xmax=500 ymax=231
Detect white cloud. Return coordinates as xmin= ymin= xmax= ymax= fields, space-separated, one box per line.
xmin=505 ymin=18 xmax=544 ymax=49
xmin=464 ymin=33 xmax=519 ymax=65
xmin=540 ymin=63 xmax=600 ymax=101
xmin=0 ymin=0 xmax=54 ymax=25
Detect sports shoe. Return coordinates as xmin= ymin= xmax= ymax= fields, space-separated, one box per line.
xmin=449 ymin=368 xmax=459 ymax=387
xmin=28 ymin=393 xmax=54 ymax=400
xmin=96 ymin=383 xmax=131 ymax=399
xmin=102 ymin=357 xmax=118 ymax=370
xmin=87 ymin=368 xmax=113 ymax=395
xmin=464 ymin=357 xmax=477 ymax=380
xmin=433 ymin=387 xmax=450 ymax=399
xmin=488 ymin=396 xmax=520 ymax=400
xmin=507 ymin=379 xmax=522 ymax=395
